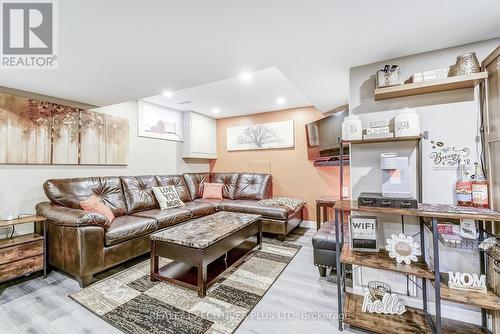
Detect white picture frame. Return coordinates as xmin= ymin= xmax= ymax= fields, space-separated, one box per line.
xmin=138 ymin=100 xmax=183 ymax=141
xmin=226 ymin=120 xmax=294 ymax=151
xmin=350 ymin=215 xmax=379 ymax=252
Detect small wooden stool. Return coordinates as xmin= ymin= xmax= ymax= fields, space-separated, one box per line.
xmin=315 ymin=196 xmax=338 ymax=230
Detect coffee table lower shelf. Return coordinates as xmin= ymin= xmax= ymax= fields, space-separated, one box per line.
xmin=343 ymin=293 xmax=487 ymax=334
xmin=151 ymin=240 xmax=258 ymax=297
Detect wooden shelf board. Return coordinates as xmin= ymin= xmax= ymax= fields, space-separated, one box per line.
xmin=344 ymin=293 xmax=487 ymax=334
xmin=341 ymin=135 xmax=423 ymax=145
xmin=441 ymin=318 xmax=488 ymax=334
xmin=0 ymin=215 xmax=45 ymax=228
xmin=334 ymin=200 xmax=500 ymax=221
xmin=432 ymin=273 xmax=500 ymax=311
xmin=0 ymin=233 xmax=43 ymax=249
xmin=340 ymin=245 xmax=434 ymax=279
xmin=344 ymin=292 xmax=431 ymax=334
xmin=374 ymin=72 xmax=488 ymax=101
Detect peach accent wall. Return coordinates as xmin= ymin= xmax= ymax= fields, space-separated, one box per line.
xmin=210 ymin=106 xmax=348 ymax=221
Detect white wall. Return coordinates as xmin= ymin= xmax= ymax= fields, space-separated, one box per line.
xmin=0 ymin=100 xmax=209 ymax=236
xmin=349 ymin=39 xmax=499 ymax=324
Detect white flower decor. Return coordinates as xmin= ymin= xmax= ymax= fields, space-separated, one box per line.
xmin=385 ymin=233 xmax=421 ymax=264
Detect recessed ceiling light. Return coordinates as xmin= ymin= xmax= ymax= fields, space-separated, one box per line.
xmin=162 ymin=90 xmax=173 ymax=98
xmin=212 ymin=108 xmax=220 ymax=114
xmin=276 ymin=97 xmax=286 ymax=105
xmin=239 ymin=72 xmax=252 ymax=81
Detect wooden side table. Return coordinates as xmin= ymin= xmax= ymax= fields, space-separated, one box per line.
xmin=316 ymin=196 xmax=338 ymax=230
xmin=0 ymin=215 xmax=47 ymax=283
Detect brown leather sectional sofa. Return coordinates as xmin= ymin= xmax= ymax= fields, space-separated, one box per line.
xmin=36 ymin=172 xmax=303 ymax=287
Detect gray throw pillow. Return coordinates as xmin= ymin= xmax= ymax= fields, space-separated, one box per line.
xmin=152 ymin=186 xmax=184 ymax=210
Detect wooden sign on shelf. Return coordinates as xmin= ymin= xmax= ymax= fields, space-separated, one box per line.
xmin=361 ymin=292 xmax=406 ymax=315
xmin=447 ymin=271 xmax=487 ymax=293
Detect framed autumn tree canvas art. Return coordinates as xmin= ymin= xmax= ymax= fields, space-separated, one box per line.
xmin=0 ymin=92 xmax=129 ymax=165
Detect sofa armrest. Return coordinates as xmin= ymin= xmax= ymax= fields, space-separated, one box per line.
xmin=36 ymin=202 xmax=110 ymax=228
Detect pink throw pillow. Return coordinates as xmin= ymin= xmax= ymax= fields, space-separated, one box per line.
xmin=202 ymin=183 xmax=223 ymax=199
xmin=80 ymin=194 xmax=115 ymax=224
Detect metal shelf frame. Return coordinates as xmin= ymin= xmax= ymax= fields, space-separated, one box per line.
xmin=334 ymin=132 xmax=499 ymax=334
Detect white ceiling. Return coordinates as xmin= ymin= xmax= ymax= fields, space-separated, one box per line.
xmin=143 ymin=67 xmax=311 ymax=118
xmin=1 ymin=1 xmax=499 ymax=113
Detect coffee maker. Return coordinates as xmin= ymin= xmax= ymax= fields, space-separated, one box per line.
xmin=358 ymin=153 xmax=417 ymax=208
xmin=380 ymin=153 xmax=411 ymax=198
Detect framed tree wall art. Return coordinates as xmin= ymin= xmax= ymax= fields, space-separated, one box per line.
xmin=226 ymin=120 xmax=294 ymax=151
xmin=0 ymin=92 xmax=129 ymax=165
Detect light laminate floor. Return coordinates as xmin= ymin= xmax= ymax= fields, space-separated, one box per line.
xmin=0 ymin=228 xmax=357 ymax=334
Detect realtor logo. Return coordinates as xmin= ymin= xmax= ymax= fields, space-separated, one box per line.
xmin=1 ymin=0 xmax=57 ymax=68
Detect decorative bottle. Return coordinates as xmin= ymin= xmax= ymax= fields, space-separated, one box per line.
xmin=471 ymin=163 xmax=489 ymax=208
xmin=456 ymin=160 xmax=473 ymax=207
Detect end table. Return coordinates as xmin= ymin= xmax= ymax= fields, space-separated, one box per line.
xmin=315 ymin=196 xmax=338 ymax=230
xmin=0 ymin=215 xmax=47 ymax=283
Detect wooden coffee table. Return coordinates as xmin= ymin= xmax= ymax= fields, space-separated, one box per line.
xmin=150 ymin=211 xmax=262 ymax=297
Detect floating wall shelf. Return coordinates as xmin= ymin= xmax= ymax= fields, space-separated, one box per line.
xmin=374 ymin=72 xmax=488 ymax=101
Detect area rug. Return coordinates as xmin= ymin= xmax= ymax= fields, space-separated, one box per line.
xmin=70 ymin=239 xmax=301 ymax=334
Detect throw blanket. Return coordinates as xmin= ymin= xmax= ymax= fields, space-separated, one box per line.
xmin=258 ymin=197 xmax=305 ymax=211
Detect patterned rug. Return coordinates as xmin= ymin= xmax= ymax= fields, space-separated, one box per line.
xmin=70 ymin=239 xmax=301 ymax=334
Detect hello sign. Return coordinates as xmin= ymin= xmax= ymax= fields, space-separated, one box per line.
xmin=362 ymin=292 xmax=406 ymax=315
xmin=448 ymin=271 xmax=486 ymax=293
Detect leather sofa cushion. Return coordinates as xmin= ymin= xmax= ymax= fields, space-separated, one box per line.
xmin=234 ymin=173 xmax=272 ymax=200
xmin=105 ymin=215 xmax=158 ymax=246
xmin=132 ymin=208 xmax=191 ymax=229
xmin=312 ymin=222 xmax=337 ymax=251
xmin=194 ymin=198 xmax=231 ymax=206
xmin=121 ymin=176 xmax=159 ymax=214
xmin=183 ymin=173 xmax=209 ymax=200
xmin=218 ymin=199 xmax=289 ymax=220
xmin=210 ymin=173 xmax=239 ymax=199
xmin=44 ymin=177 xmax=127 ymax=217
xmin=156 ymin=175 xmax=192 ymax=202
xmin=182 ymin=201 xmax=217 ymax=218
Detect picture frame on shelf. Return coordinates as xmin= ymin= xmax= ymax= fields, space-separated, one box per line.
xmin=349 ymin=215 xmax=378 ymax=252
xmin=460 ymin=219 xmax=478 ymax=239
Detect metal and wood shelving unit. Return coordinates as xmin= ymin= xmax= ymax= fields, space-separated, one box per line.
xmin=333 ymin=200 xmax=500 ymax=333
xmin=335 ymin=130 xmax=500 ymax=333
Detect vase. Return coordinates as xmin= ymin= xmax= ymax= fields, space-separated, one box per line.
xmin=455 ymin=53 xmax=480 ymax=76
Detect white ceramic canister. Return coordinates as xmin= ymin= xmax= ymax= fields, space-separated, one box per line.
xmin=342 ymin=115 xmax=363 ymax=140
xmin=395 ymin=108 xmax=420 ymax=137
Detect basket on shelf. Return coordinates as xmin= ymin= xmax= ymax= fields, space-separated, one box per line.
xmin=367 ymin=281 xmax=391 ymax=300
xmin=437 ymin=233 xmax=482 ymax=250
